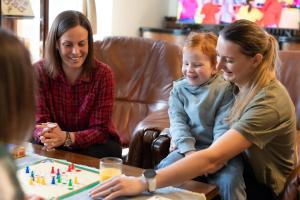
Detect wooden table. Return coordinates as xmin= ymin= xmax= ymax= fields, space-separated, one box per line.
xmin=27 ymin=143 xmax=219 ymax=200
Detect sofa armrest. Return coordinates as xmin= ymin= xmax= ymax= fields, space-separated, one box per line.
xmin=127 ymin=109 xmax=170 ymax=168
xmin=152 ymin=131 xmax=171 ymax=167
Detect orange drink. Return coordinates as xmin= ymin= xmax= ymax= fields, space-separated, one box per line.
xmin=99 ymin=157 xmax=122 ymax=182
xmin=99 ymin=167 xmax=122 ymax=181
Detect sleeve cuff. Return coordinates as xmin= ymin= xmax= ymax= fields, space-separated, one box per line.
xmin=177 ymin=139 xmax=196 ymax=154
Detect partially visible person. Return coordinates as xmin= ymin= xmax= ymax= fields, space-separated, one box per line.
xmin=236 ymin=0 xmax=263 ymax=23
xmin=178 ymin=0 xmax=199 ymax=23
xmin=219 ymin=0 xmax=235 ymax=24
xmin=89 ymin=19 xmax=296 ymax=200
xmin=156 ymin=32 xmax=245 ymax=200
xmin=0 ymin=28 xmax=43 ymax=200
xmin=260 ymin=0 xmax=283 ymax=27
xmin=32 ymin=10 xmax=121 ymax=158
xmin=201 ymin=0 xmax=220 ymax=24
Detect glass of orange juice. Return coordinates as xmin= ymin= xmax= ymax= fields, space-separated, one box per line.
xmin=99 ymin=157 xmax=122 ymax=182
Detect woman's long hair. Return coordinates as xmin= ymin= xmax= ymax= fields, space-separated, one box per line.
xmin=0 ymin=29 xmax=35 ymax=144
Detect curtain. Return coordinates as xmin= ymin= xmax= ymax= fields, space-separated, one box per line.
xmin=82 ymin=0 xmax=97 ymax=34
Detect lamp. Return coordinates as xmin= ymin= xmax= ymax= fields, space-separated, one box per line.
xmin=1 ymin=0 xmax=34 ymax=18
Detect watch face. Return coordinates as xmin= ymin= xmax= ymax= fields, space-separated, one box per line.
xmin=143 ymin=169 xmax=156 ymax=178
xmin=65 ymin=139 xmax=72 ymax=146
xmin=64 ymin=132 xmax=72 ymax=147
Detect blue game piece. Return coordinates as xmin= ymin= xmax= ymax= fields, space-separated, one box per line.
xmin=51 ymin=176 xmax=56 ymax=185
xmin=25 ymin=166 xmax=30 ymax=173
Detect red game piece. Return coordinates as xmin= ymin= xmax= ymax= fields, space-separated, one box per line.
xmin=51 ymin=166 xmax=55 ymax=174
xmin=71 ymin=163 xmax=75 ymax=170
xmin=67 ymin=165 xmax=72 ymax=172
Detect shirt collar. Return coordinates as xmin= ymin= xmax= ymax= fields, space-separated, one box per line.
xmin=54 ymin=68 xmax=92 ymax=85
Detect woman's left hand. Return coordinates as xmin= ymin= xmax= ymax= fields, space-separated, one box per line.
xmin=89 ymin=175 xmax=147 ymax=200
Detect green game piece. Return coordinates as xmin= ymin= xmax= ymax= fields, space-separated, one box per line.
xmin=57 ymin=175 xmax=61 ymax=183
xmin=68 ymin=179 xmax=73 ymax=190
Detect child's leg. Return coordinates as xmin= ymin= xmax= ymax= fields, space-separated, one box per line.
xmin=207 ymin=156 xmax=246 ymax=200
xmin=155 ymin=149 xmax=184 ymax=169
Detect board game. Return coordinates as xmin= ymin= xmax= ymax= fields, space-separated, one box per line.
xmin=17 ymin=159 xmax=99 ymax=199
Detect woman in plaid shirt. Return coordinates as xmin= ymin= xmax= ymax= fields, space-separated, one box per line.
xmin=32 ymin=10 xmax=121 ymax=159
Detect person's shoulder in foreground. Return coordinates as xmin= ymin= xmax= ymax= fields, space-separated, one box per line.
xmin=0 ymin=28 xmax=44 ymax=200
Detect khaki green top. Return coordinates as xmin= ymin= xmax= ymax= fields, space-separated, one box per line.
xmin=232 ymin=80 xmax=296 ymax=195
xmin=0 ymin=144 xmax=24 ymax=199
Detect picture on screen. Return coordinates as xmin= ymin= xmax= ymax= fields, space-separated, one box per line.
xmin=177 ymin=0 xmax=300 ymax=29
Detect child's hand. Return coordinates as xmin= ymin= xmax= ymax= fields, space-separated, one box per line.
xmin=185 ymin=150 xmax=196 ymax=157
xmin=169 ymin=141 xmax=177 ymax=152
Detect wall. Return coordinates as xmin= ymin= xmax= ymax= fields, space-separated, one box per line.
xmin=96 ymin=0 xmax=178 ymax=38
xmin=167 ymin=0 xmax=178 ymax=16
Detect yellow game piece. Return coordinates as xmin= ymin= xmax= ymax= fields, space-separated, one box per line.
xmin=41 ymin=176 xmax=46 ymax=185
xmin=74 ymin=176 xmax=78 ymax=184
xmin=29 ymin=177 xmax=34 ymax=185
xmin=36 ymin=175 xmax=41 ymax=184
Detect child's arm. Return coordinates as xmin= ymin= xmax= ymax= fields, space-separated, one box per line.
xmin=168 ymin=88 xmax=196 ymax=154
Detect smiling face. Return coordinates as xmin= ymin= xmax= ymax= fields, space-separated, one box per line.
xmin=57 ymin=25 xmax=88 ymax=71
xmin=182 ymin=46 xmax=216 ymax=86
xmin=216 ymin=35 xmax=258 ymax=88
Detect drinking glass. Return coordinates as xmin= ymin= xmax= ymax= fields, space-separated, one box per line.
xmin=99 ymin=157 xmax=122 ymax=182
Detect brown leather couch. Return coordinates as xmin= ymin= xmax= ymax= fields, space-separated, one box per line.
xmin=93 ymin=37 xmax=182 ymax=163
xmin=130 ymin=50 xmax=300 ymax=199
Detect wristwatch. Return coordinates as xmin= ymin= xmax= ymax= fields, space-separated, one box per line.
xmin=143 ymin=169 xmax=157 ymax=192
xmin=64 ymin=131 xmax=72 ymax=148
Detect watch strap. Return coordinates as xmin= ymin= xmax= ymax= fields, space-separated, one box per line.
xmin=64 ymin=131 xmax=72 ymax=148
xmin=143 ymin=169 xmax=157 ymax=192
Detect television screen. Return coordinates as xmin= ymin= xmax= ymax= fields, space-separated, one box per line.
xmin=177 ymin=0 xmax=300 ymax=29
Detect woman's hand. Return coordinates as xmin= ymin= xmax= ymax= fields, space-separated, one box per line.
xmin=37 ymin=123 xmax=66 ymax=149
xmin=89 ymin=175 xmax=147 ymax=200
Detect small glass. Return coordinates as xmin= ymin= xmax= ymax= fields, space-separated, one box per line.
xmin=99 ymin=157 xmax=122 ymax=182
xmin=41 ymin=123 xmax=56 ymax=152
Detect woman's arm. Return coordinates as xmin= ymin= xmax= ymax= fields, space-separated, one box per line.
xmin=89 ymin=129 xmax=252 ymax=200
xmin=157 ymin=129 xmax=251 ymax=188
xmin=33 ymin=62 xmax=52 ymax=142
xmin=73 ymin=64 xmax=116 ymax=148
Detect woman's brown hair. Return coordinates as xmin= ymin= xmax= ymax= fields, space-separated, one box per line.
xmin=45 ymin=10 xmax=95 ymax=78
xmin=0 ymin=28 xmax=35 ymax=144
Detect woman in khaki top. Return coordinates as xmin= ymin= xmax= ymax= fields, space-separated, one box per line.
xmin=90 ymin=20 xmax=296 ymax=200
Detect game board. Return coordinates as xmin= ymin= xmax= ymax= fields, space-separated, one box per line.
xmin=17 ymin=159 xmax=99 ymax=199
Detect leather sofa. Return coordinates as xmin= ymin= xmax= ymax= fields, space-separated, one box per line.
xmin=93 ymin=37 xmax=182 ymax=163
xmin=129 ymin=50 xmax=300 ymax=199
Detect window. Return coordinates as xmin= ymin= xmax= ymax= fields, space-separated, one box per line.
xmin=1 ymin=0 xmax=45 ymax=62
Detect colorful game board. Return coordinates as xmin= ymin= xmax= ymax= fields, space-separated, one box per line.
xmin=17 ymin=159 xmax=99 ymax=199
